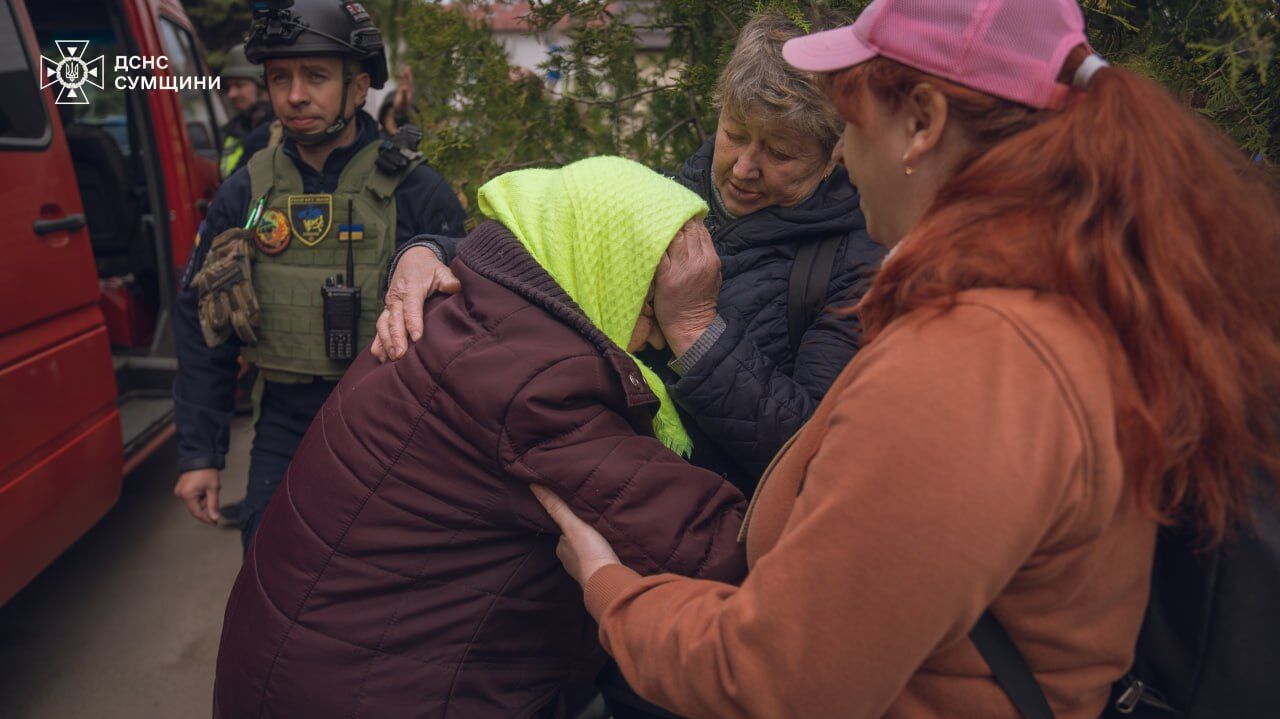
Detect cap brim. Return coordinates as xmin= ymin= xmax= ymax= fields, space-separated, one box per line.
xmin=782 ymin=25 xmax=876 ymax=73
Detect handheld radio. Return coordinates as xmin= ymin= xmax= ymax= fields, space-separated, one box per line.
xmin=321 ymin=199 xmax=361 ymax=360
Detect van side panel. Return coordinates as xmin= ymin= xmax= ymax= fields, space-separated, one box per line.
xmin=0 ymin=316 xmax=120 ymax=479
xmin=0 ymin=412 xmax=122 ymax=604
xmin=0 ymin=0 xmax=123 ymax=604
xmin=0 ymin=322 xmax=122 ymax=605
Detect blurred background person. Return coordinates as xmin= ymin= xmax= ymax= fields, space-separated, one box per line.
xmin=218 ymin=43 xmax=275 ymax=179
xmin=378 ymin=64 xmax=415 ymax=136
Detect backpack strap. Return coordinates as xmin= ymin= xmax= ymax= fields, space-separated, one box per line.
xmin=787 ymin=235 xmax=843 ymax=355
xmin=971 ymin=610 xmax=1056 ymax=719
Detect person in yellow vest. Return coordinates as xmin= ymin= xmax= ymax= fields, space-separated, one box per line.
xmin=172 ymin=0 xmax=467 ymax=551
xmin=219 ymin=43 xmax=276 ymax=179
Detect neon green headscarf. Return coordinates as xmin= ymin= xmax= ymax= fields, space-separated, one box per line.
xmin=478 ymin=156 xmax=709 ymax=457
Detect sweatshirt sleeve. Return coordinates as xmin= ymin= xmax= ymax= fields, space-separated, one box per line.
xmin=584 ymin=304 xmax=1090 ymax=719
xmin=501 ymin=354 xmax=748 ymax=584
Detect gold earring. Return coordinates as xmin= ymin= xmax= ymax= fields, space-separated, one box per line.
xmin=904 ymin=165 xmax=915 ymax=176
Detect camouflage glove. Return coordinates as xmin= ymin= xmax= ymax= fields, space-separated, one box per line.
xmin=192 ymin=228 xmax=260 ymax=348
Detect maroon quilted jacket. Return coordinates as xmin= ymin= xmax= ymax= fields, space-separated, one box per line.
xmin=213 ymin=222 xmax=747 ymax=718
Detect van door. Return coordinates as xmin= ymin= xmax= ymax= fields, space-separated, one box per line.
xmin=155 ymin=9 xmax=224 ymax=275
xmin=120 ymin=0 xmax=224 ymax=276
xmin=0 ymin=0 xmax=123 ymax=605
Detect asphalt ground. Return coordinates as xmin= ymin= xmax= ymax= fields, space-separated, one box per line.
xmin=0 ymin=416 xmax=252 ymax=718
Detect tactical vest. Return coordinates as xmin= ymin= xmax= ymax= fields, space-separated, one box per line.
xmin=242 ymin=141 xmax=419 ymax=382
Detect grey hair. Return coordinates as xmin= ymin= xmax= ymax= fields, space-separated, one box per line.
xmin=714 ymin=8 xmax=850 ymax=154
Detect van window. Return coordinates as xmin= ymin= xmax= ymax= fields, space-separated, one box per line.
xmin=158 ymin=17 xmax=221 ymax=162
xmin=30 ymin=5 xmax=130 ymax=151
xmin=0 ymin=0 xmax=51 ymax=147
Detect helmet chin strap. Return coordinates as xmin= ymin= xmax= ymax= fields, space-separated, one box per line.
xmin=283 ymin=57 xmax=358 ymax=146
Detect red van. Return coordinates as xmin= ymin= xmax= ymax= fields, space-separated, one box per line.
xmin=0 ymin=0 xmax=226 ymax=604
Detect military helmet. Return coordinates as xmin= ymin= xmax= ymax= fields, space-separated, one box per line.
xmin=244 ymin=0 xmax=388 ymax=89
xmin=221 ymin=44 xmax=263 ymax=87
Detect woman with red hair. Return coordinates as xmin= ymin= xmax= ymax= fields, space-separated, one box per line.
xmin=530 ymin=0 xmax=1280 ymax=717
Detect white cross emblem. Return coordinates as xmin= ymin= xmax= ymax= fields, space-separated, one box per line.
xmin=40 ymin=40 xmax=105 ymax=105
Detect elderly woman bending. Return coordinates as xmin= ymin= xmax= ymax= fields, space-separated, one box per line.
xmin=212 ymin=158 xmax=745 ymax=718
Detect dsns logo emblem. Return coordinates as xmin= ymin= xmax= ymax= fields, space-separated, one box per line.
xmin=40 ymin=40 xmax=105 ymax=105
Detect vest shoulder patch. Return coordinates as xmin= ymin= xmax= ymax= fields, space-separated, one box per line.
xmin=288 ymin=194 xmax=333 ymax=247
xmin=254 ymin=209 xmax=291 ymax=254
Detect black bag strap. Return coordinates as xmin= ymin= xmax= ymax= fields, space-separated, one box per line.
xmin=787 ymin=235 xmax=842 ymax=354
xmin=970 ymin=610 xmax=1056 ymax=719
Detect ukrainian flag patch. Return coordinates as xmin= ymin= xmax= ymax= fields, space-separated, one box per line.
xmin=338 ymin=224 xmax=365 ymax=242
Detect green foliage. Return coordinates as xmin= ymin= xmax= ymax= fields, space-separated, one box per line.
xmin=186 ymin=1 xmax=1276 ymax=209
xmin=398 ymin=3 xmax=594 ymax=209
xmin=1081 ymin=0 xmax=1277 ymax=159
xmin=182 ymin=0 xmax=253 ymax=71
xmin=360 ymin=0 xmax=413 ymax=65
xmin=401 ymin=1 xmax=870 ymax=211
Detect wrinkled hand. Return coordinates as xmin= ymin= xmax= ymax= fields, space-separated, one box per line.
xmin=530 ymin=485 xmax=621 ymax=587
xmin=174 ymin=468 xmax=221 ymax=525
xmin=374 ymin=246 xmax=460 ymax=362
xmin=654 ymin=219 xmax=721 ymax=356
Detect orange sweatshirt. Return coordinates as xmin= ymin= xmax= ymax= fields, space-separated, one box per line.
xmin=584 ymin=288 xmax=1157 ymax=719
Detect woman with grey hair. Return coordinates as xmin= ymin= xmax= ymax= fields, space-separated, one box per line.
xmin=644 ymin=7 xmax=884 ymax=493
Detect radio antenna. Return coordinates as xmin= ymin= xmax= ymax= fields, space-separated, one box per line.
xmin=346 ymin=199 xmax=356 ymax=288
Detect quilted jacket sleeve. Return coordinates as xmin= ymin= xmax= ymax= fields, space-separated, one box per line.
xmin=671 ymin=242 xmax=879 ymax=480
xmin=500 ymin=354 xmax=747 ymax=585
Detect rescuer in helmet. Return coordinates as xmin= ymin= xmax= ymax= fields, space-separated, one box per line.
xmin=172 ymin=0 xmax=467 ymax=550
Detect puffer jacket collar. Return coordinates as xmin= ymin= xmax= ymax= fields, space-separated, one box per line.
xmin=458 ymin=220 xmax=660 ymax=410
xmin=678 ymin=137 xmax=862 ymax=252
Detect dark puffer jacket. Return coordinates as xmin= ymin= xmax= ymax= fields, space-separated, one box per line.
xmin=668 ymin=138 xmax=885 ymax=489
xmin=213 ymin=222 xmax=746 ymax=719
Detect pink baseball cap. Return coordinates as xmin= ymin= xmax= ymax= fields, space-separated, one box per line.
xmin=782 ymin=0 xmax=1089 ymax=110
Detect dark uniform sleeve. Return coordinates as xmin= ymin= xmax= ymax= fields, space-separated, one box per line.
xmin=171 ymin=169 xmax=252 ymax=473
xmin=392 ymin=164 xmax=466 ymax=249
xmin=426 ymin=234 xmax=462 ymax=264
xmin=669 ymin=232 xmax=884 ymax=480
